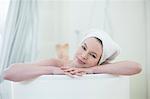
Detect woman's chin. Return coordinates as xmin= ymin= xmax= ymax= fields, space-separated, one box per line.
xmin=73 ymin=62 xmax=82 ymax=68
xmin=73 ymin=60 xmax=86 ymax=67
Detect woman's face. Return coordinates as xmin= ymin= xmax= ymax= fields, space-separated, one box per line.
xmin=73 ymin=37 xmax=103 ymax=68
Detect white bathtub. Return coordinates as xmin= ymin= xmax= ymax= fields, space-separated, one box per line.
xmin=11 ymin=74 xmax=129 ymax=99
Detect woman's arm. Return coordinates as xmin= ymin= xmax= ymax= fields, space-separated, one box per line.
xmin=32 ymin=58 xmax=63 ymax=66
xmin=61 ymin=61 xmax=142 ymax=76
xmin=90 ymin=60 xmax=142 ymax=75
xmin=3 ymin=59 xmax=64 ymax=82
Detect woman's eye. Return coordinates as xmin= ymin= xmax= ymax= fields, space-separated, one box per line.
xmin=82 ymin=46 xmax=86 ymax=50
xmin=91 ymin=54 xmax=96 ymax=58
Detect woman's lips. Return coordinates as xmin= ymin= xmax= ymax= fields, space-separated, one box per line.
xmin=77 ymin=57 xmax=85 ymax=64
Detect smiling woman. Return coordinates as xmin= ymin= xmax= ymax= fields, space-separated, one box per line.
xmin=1 ymin=0 xmax=148 ymax=99
xmin=3 ymin=30 xmax=141 ymax=82
xmin=73 ymin=37 xmax=103 ymax=68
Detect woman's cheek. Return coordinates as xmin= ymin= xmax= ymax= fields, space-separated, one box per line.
xmin=89 ymin=60 xmax=98 ymax=66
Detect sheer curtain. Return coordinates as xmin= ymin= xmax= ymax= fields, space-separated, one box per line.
xmin=0 ymin=0 xmax=38 ymax=98
xmin=0 ymin=0 xmax=38 ymax=72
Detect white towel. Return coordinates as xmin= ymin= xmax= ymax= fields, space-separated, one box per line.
xmin=81 ymin=29 xmax=120 ymax=65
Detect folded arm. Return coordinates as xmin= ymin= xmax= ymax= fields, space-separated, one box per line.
xmin=3 ymin=59 xmax=64 ymax=82
xmin=92 ymin=60 xmax=142 ymax=75
xmin=61 ymin=61 xmax=142 ymax=76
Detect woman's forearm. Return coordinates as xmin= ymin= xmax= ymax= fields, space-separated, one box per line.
xmin=3 ymin=59 xmax=64 ymax=82
xmin=3 ymin=63 xmax=54 ymax=82
xmin=91 ymin=61 xmax=142 ymax=75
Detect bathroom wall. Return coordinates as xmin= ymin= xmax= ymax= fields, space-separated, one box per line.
xmin=108 ymin=1 xmax=147 ymax=99
xmin=37 ymin=0 xmax=148 ymax=99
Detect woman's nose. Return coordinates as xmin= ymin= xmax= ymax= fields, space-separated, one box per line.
xmin=81 ymin=52 xmax=88 ymax=59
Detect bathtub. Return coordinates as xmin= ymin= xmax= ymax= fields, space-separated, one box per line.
xmin=11 ymin=74 xmax=129 ymax=99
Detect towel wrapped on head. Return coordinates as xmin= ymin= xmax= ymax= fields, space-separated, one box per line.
xmin=81 ymin=29 xmax=121 ymax=65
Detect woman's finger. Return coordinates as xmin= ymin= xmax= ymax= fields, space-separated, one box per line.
xmin=81 ymin=72 xmax=87 ymax=75
xmin=63 ymin=68 xmax=75 ymax=72
xmin=64 ymin=72 xmax=75 ymax=78
xmin=70 ymin=69 xmax=80 ymax=74
xmin=75 ymin=72 xmax=83 ymax=76
xmin=76 ymin=71 xmax=87 ymax=76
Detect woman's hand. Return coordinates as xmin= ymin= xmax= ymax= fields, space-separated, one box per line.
xmin=50 ymin=66 xmax=65 ymax=75
xmin=61 ymin=66 xmax=93 ymax=77
xmin=49 ymin=66 xmax=75 ymax=78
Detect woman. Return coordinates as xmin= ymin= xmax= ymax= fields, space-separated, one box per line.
xmin=3 ymin=30 xmax=142 ymax=82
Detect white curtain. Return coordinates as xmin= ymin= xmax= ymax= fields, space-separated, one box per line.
xmin=0 ymin=0 xmax=38 ymax=77
xmin=0 ymin=0 xmax=38 ymax=70
xmin=0 ymin=0 xmax=38 ymax=98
